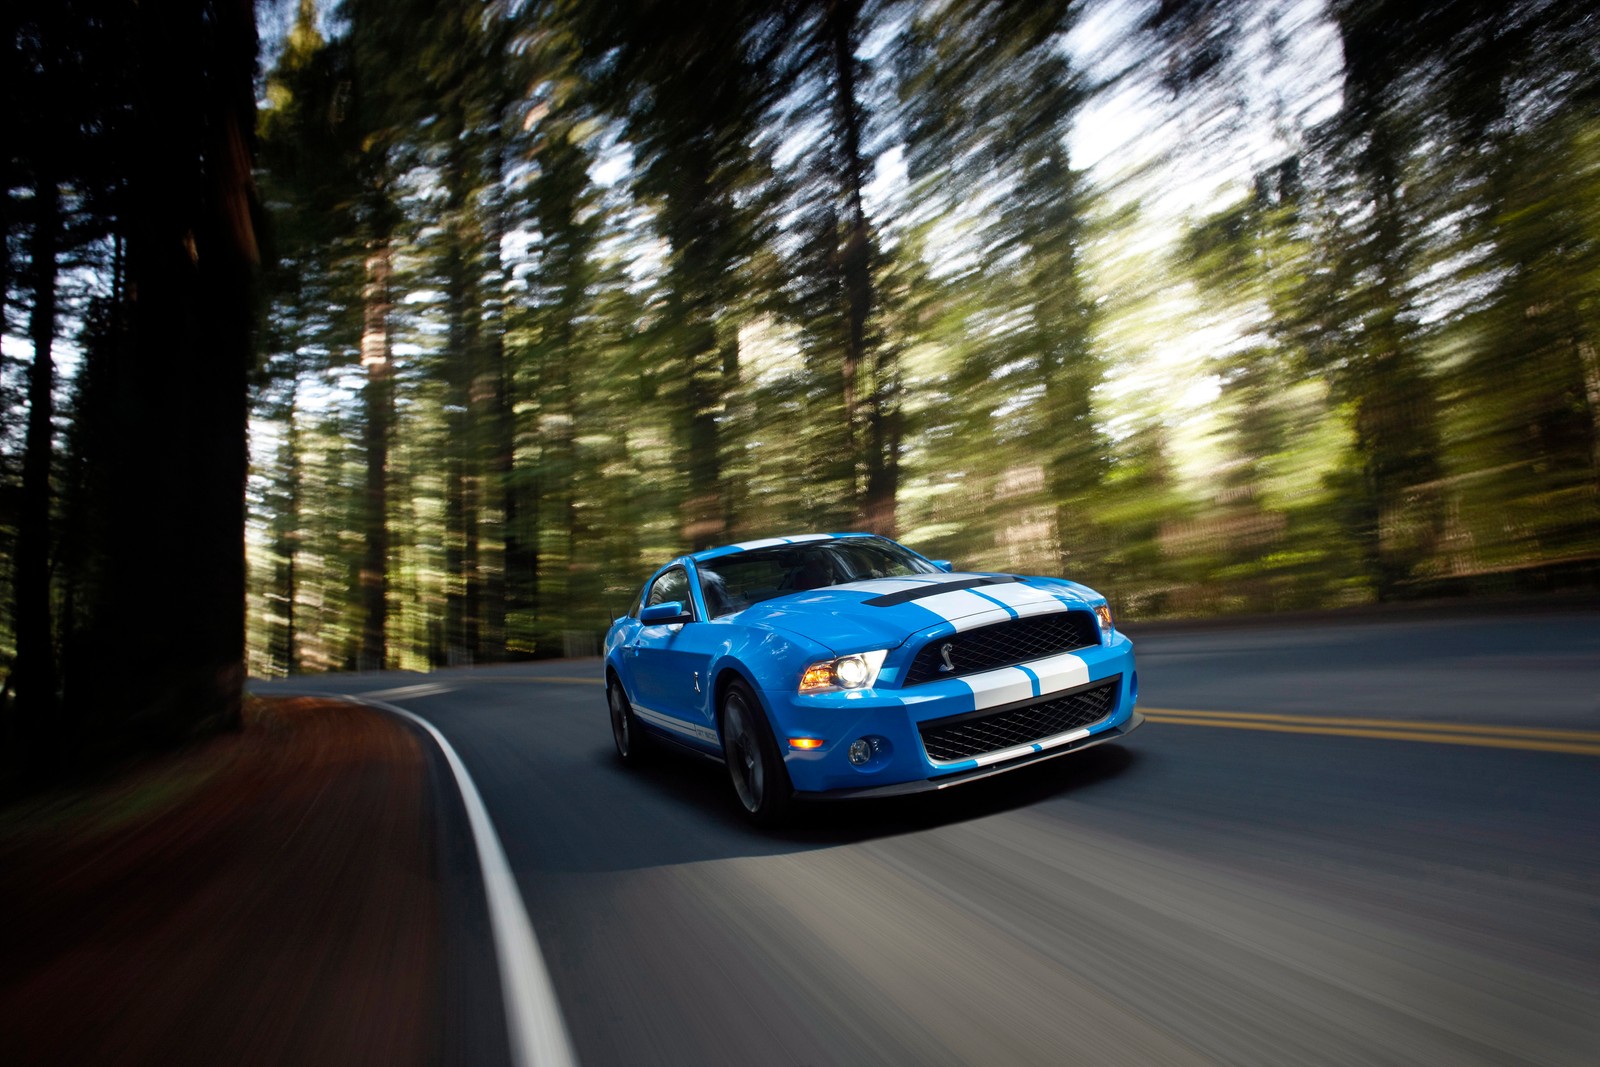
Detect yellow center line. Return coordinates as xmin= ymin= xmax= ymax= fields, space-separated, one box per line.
xmin=442 ymin=680 xmax=1600 ymax=755
xmin=1141 ymin=708 xmax=1600 ymax=756
xmin=1140 ymin=707 xmax=1600 ymax=743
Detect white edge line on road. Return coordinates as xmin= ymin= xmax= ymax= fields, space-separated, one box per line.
xmin=357 ymin=696 xmax=578 ymax=1067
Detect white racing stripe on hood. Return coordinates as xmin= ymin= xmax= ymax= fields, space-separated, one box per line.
xmin=971 ymin=582 xmax=1069 ymax=613
xmin=1011 ymin=598 xmax=1071 ymax=620
xmin=916 ymin=588 xmax=1016 ymax=630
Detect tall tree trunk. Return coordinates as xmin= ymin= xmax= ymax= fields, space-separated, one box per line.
xmin=443 ymin=140 xmax=481 ymax=664
xmin=269 ymin=392 xmax=301 ymax=676
xmin=112 ymin=0 xmax=256 ymax=742
xmin=823 ymin=0 xmax=893 ymax=532
xmin=359 ymin=242 xmax=392 ymax=671
xmin=1579 ymin=340 xmax=1600 ymax=486
xmin=477 ymin=236 xmax=507 ymax=660
xmin=14 ymin=177 xmax=61 ymax=764
xmin=682 ymin=315 xmax=724 ymax=550
xmin=444 ymin=397 xmax=480 ymax=664
xmin=1032 ymin=150 xmax=1102 ymax=572
xmin=660 ymin=151 xmax=728 ymax=551
xmin=503 ymin=367 xmax=540 ymax=655
xmin=543 ymin=320 xmax=576 ymax=612
xmin=1336 ymin=11 xmax=1444 ymax=599
xmin=719 ymin=333 xmax=744 ymax=537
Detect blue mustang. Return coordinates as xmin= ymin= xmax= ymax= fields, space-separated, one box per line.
xmin=603 ymin=533 xmax=1142 ymax=822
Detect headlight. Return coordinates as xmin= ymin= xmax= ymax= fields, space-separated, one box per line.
xmin=799 ymin=649 xmax=888 ymax=693
xmin=1094 ymin=603 xmax=1115 ymax=639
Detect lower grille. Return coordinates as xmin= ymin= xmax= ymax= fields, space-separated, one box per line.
xmin=918 ymin=677 xmax=1120 ymax=763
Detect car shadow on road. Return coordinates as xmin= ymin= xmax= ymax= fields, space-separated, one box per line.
xmin=562 ymin=738 xmax=1145 ymax=872
xmin=777 ymin=743 xmax=1142 ymax=845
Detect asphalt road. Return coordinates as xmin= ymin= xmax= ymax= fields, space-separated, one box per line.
xmin=265 ymin=609 xmax=1600 ymax=1066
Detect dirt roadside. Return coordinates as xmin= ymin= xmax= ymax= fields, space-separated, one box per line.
xmin=0 ymin=696 xmax=441 ymax=1067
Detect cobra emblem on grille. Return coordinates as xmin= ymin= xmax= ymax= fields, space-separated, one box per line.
xmin=938 ymin=642 xmax=956 ymax=672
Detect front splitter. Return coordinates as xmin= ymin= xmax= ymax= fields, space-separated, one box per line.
xmin=792 ymin=710 xmax=1146 ymax=801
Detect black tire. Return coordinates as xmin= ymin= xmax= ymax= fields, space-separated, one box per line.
xmin=719 ymin=679 xmax=793 ymax=825
xmin=608 ymin=675 xmax=650 ymax=764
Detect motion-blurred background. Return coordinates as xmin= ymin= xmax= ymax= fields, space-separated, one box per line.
xmin=4 ymin=0 xmax=1597 ymax=729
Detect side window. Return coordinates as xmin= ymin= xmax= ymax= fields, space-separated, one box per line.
xmin=646 ymin=566 xmax=691 ymax=615
xmin=626 ymin=582 xmax=647 ymax=619
xmin=698 ymin=565 xmax=734 ymax=619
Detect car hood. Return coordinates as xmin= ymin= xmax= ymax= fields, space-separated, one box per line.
xmin=733 ymin=571 xmax=1099 ymax=655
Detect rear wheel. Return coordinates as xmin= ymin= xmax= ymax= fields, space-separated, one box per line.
xmin=608 ymin=676 xmax=650 ymax=764
xmin=720 ymin=679 xmax=792 ymax=825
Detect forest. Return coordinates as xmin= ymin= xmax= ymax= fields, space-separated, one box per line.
xmin=3 ymin=0 xmax=1597 ymax=775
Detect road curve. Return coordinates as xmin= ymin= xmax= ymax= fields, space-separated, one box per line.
xmin=269 ymin=610 xmax=1600 ymax=1065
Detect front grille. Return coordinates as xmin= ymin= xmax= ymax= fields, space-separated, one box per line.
xmin=903 ymin=610 xmax=1099 ymax=686
xmin=918 ymin=677 xmax=1119 ymax=763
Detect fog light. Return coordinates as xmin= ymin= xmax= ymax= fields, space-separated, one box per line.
xmin=847 ymin=739 xmax=872 ymax=765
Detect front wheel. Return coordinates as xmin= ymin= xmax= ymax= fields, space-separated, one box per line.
xmin=719 ymin=679 xmax=792 ymax=825
xmin=608 ymin=676 xmax=650 ymax=764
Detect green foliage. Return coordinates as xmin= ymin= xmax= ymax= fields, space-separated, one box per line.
xmin=5 ymin=0 xmax=1597 ymax=720
xmin=182 ymin=0 xmax=1600 ymax=680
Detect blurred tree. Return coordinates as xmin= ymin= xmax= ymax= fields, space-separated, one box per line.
xmin=14 ymin=165 xmax=61 ymax=756
xmin=1419 ymin=0 xmax=1600 ymax=575
xmin=1180 ymin=158 xmax=1374 ymax=610
xmin=902 ymin=0 xmax=1104 ymax=572
xmin=7 ymin=0 xmax=134 ymax=768
xmin=336 ymin=0 xmax=509 ymax=665
xmin=522 ymin=123 xmax=598 ymax=652
xmin=1316 ymin=0 xmax=1448 ymax=597
xmin=122 ymin=0 xmax=258 ymax=736
xmin=28 ymin=0 xmax=265 ymax=755
xmin=571 ymin=0 xmax=780 ymax=549
xmin=1141 ymin=0 xmax=1245 ymax=101
xmin=267 ymin=387 xmax=304 ymax=675
xmin=257 ymin=0 xmax=365 ymax=674
xmin=204 ymin=0 xmax=1593 ymax=682
xmin=771 ymin=0 xmax=901 ymax=533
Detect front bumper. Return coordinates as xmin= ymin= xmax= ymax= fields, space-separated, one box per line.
xmin=765 ymin=634 xmax=1140 ymax=796
xmin=796 ymin=711 xmax=1145 ymax=799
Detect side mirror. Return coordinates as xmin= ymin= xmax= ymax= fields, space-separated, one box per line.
xmin=932 ymin=560 xmax=954 ymax=573
xmin=640 ymin=601 xmax=693 ymax=625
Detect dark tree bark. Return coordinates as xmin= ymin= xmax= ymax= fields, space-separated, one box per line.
xmin=105 ymin=0 xmax=258 ymax=741
xmin=269 ymin=392 xmax=301 ymax=676
xmin=657 ymin=145 xmax=732 ymax=551
xmin=14 ymin=176 xmax=62 ymax=761
xmin=824 ymin=0 xmax=871 ymax=443
xmin=476 ymin=121 xmax=511 ymax=664
xmin=821 ymin=0 xmax=897 ymax=534
xmin=442 ymin=139 xmax=482 ymax=665
xmin=359 ymin=242 xmax=392 ymax=671
xmin=1333 ymin=5 xmax=1445 ymax=598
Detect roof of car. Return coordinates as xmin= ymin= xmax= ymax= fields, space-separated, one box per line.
xmin=689 ymin=532 xmax=875 ymax=563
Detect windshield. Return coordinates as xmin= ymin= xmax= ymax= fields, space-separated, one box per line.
xmin=697 ymin=537 xmax=940 ymax=619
